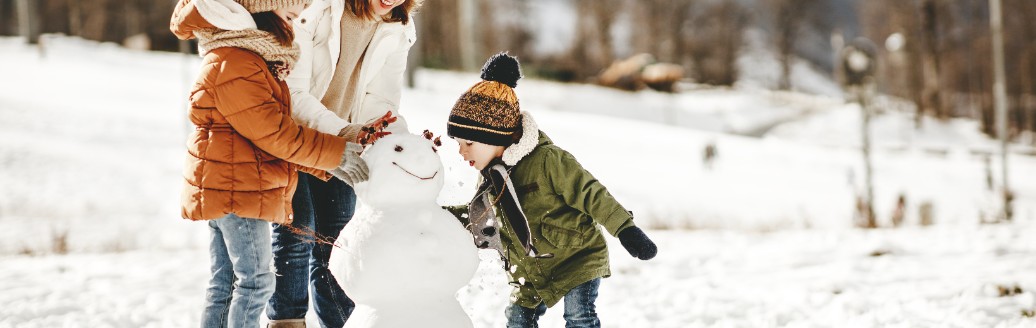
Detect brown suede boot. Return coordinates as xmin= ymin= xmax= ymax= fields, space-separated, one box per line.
xmin=267 ymin=319 xmax=306 ymax=328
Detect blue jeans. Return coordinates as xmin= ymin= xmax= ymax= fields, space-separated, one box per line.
xmin=505 ymin=278 xmax=602 ymax=328
xmin=201 ymin=213 xmax=275 ymax=328
xmin=267 ymin=174 xmax=357 ymax=328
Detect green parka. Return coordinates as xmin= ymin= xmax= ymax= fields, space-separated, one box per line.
xmin=447 ymin=113 xmax=636 ymax=309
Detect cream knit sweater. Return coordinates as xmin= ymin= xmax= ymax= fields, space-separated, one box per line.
xmin=320 ymin=11 xmax=380 ymax=140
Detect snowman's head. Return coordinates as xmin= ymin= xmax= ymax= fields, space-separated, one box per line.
xmin=355 ymin=131 xmax=445 ymax=207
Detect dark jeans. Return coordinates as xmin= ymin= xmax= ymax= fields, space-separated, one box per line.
xmin=505 ymin=278 xmax=602 ymax=328
xmin=267 ymin=174 xmax=357 ymax=328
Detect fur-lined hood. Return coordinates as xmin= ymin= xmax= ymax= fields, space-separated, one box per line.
xmin=501 ymin=111 xmax=541 ymax=166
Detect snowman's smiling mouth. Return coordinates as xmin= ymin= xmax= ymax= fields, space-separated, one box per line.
xmin=392 ymin=162 xmax=438 ymax=180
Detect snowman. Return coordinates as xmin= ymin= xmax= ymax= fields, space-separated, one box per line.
xmin=329 ymin=131 xmax=479 ymax=328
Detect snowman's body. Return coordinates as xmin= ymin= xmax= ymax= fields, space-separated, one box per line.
xmin=330 ymin=133 xmax=479 ymax=328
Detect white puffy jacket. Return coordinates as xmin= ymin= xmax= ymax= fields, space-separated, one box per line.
xmin=287 ymin=0 xmax=416 ymax=135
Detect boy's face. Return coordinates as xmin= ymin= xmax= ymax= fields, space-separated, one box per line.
xmin=454 ymin=138 xmax=506 ymax=170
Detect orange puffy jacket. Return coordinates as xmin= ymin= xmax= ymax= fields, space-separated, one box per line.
xmin=172 ymin=0 xmax=347 ymax=224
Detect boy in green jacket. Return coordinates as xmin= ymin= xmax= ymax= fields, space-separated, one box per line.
xmin=444 ymin=53 xmax=658 ymax=328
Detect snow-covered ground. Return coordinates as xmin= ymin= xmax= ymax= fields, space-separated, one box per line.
xmin=5 ymin=227 xmax=1035 ymax=327
xmin=2 ymin=36 xmax=1036 ymax=327
xmin=766 ymin=100 xmax=1036 ymax=155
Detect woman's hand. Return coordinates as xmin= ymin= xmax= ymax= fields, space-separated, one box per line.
xmin=357 ymin=111 xmax=398 ymax=146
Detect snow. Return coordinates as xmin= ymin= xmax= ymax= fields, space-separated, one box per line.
xmin=736 ymin=28 xmax=845 ymax=98
xmin=2 ymin=36 xmax=1036 ymax=327
xmin=3 ymin=228 xmax=1035 ymax=327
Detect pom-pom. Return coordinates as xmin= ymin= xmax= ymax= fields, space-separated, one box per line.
xmin=480 ymin=52 xmax=522 ymax=88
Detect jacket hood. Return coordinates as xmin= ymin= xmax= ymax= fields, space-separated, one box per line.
xmin=171 ymin=0 xmax=257 ymax=40
xmin=501 ymin=111 xmax=548 ymax=166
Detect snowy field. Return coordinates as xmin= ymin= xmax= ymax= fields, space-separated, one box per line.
xmin=2 ymin=36 xmax=1036 ymax=327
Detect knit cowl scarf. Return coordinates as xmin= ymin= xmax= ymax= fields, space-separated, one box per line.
xmin=195 ymin=28 xmax=299 ymax=80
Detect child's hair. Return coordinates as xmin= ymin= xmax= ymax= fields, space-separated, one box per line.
xmin=345 ymin=0 xmax=424 ymax=24
xmin=510 ymin=121 xmax=524 ymax=145
xmin=252 ymin=11 xmax=294 ymax=47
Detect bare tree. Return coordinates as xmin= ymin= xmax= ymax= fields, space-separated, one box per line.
xmin=1009 ymin=0 xmax=1036 ymax=140
xmin=688 ymin=0 xmax=748 ymax=86
xmin=860 ymin=0 xmax=925 ymax=125
xmin=918 ymin=0 xmax=956 ymax=120
xmin=15 ymin=0 xmax=41 ymax=44
xmin=415 ymin=0 xmax=462 ymax=69
xmin=862 ymin=0 xmax=1036 ymax=139
xmin=630 ymin=0 xmax=694 ymax=63
xmin=457 ymin=0 xmax=479 ymax=70
xmin=569 ymin=0 xmax=623 ymax=80
xmin=0 ymin=0 xmax=13 ymax=36
xmin=767 ymin=0 xmax=825 ymax=90
xmin=478 ymin=0 xmax=533 ymax=59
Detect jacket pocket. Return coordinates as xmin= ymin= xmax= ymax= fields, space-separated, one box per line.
xmin=540 ymin=222 xmax=590 ymax=248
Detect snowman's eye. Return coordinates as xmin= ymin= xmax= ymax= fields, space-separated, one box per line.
xmin=394 ymin=145 xmax=403 ymax=152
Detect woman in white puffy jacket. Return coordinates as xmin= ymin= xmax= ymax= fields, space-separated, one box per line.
xmin=266 ymin=0 xmax=422 ymax=327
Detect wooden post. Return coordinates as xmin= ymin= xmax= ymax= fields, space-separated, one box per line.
xmin=841 ymin=38 xmax=879 ymax=228
xmin=860 ymin=85 xmax=877 ymax=228
xmin=989 ymin=0 xmax=1011 ymax=221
